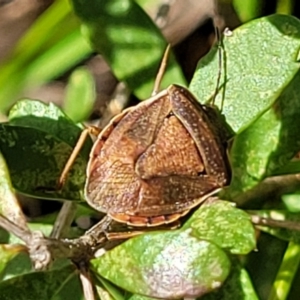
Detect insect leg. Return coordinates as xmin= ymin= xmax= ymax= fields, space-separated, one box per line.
xmin=152 ymin=44 xmax=171 ymax=96
xmin=58 ymin=126 xmax=101 ymax=189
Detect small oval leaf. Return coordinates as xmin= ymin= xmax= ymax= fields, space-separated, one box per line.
xmin=0 ymin=125 xmax=85 ymax=201
xmin=190 ymin=14 xmax=300 ymax=133
xmin=8 ymin=99 xmax=87 ymax=148
xmin=92 ymin=230 xmax=231 ymax=299
xmin=0 ymin=100 xmax=92 ymax=201
xmin=186 ymin=200 xmax=256 ymax=255
xmin=225 ymin=70 xmax=300 ymax=200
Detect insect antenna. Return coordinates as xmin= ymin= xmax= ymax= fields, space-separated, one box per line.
xmin=212 ymin=25 xmax=223 ymax=107
xmin=152 ymin=44 xmax=171 ymax=96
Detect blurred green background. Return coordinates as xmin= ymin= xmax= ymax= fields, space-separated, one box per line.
xmin=0 ymin=0 xmax=299 ymax=122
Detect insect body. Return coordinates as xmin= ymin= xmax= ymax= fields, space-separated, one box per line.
xmin=85 ymin=84 xmax=230 ymax=227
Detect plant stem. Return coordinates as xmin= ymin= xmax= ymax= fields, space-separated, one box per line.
xmin=276 ymin=0 xmax=294 ymax=15
xmin=250 ymin=214 xmax=300 ymax=232
xmin=50 ymin=201 xmax=77 ymax=239
xmin=268 ymin=241 xmax=300 ymax=300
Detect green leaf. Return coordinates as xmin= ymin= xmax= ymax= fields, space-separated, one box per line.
xmin=202 ymin=259 xmax=259 ymax=300
xmin=225 ymin=70 xmax=300 ymax=199
xmin=71 ymin=0 xmax=185 ymax=98
xmin=8 ymin=99 xmax=83 ymax=139
xmin=0 ymin=252 xmax=32 ymax=282
xmin=0 ymin=125 xmax=83 ymax=201
xmin=0 ymin=100 xmax=92 ymax=201
xmin=0 ymin=151 xmax=28 ymax=229
xmin=190 ymin=14 xmax=300 ymax=133
xmin=64 ymin=67 xmax=96 ymax=122
xmin=186 ymin=200 xmax=256 ymax=255
xmin=0 ymin=265 xmax=83 ymax=300
xmin=194 ymin=15 xmax=300 ymax=199
xmin=95 ymin=284 xmax=116 ymax=300
xmin=0 ymin=223 xmax=54 ymax=281
xmin=92 ymin=230 xmax=231 ymax=299
xmin=246 ymin=233 xmax=287 ymax=299
xmin=0 ymin=245 xmax=27 ymax=279
xmin=95 ymin=275 xmax=125 ymax=300
xmin=0 ymin=226 xmax=71 ymax=282
xmin=268 ymin=241 xmax=300 ymax=300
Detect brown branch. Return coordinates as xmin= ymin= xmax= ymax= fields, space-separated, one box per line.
xmin=0 ymin=212 xmax=111 ymax=270
xmin=0 ymin=213 xmax=31 ymax=243
xmin=0 ymin=211 xmax=130 ymax=272
xmin=250 ymin=214 xmax=300 ymax=232
xmin=233 ymin=173 xmax=300 ymax=208
xmin=50 ymin=201 xmax=77 ymax=239
xmin=79 ymin=262 xmax=96 ymax=300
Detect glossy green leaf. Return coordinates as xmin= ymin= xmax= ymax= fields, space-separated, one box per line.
xmin=190 ymin=14 xmax=300 ymax=133
xmin=0 ymin=245 xmax=26 ymax=278
xmin=225 ymin=70 xmax=300 ymax=199
xmin=92 ymin=230 xmax=230 ymax=299
xmin=0 ymin=125 xmax=83 ymax=201
xmin=186 ymin=200 xmax=256 ymax=255
xmin=95 ymin=275 xmax=125 ymax=300
xmin=71 ymin=0 xmax=185 ymax=98
xmin=64 ymin=67 xmax=96 ymax=122
xmin=8 ymin=98 xmax=82 ymax=133
xmin=8 ymin=99 xmax=80 ymax=127
xmin=0 ymin=151 xmax=28 ymax=229
xmin=202 ymin=259 xmax=259 ymax=300
xmin=0 ymin=265 xmax=83 ymax=300
xmin=0 ymin=252 xmax=32 ymax=282
xmin=95 ymin=285 xmax=116 ymax=300
xmin=0 ymin=100 xmax=92 ymax=201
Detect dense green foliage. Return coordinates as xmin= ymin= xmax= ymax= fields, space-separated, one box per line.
xmin=0 ymin=1 xmax=299 ymax=299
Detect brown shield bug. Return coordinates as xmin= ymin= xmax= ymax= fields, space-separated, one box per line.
xmin=59 ymin=45 xmax=231 ymax=228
